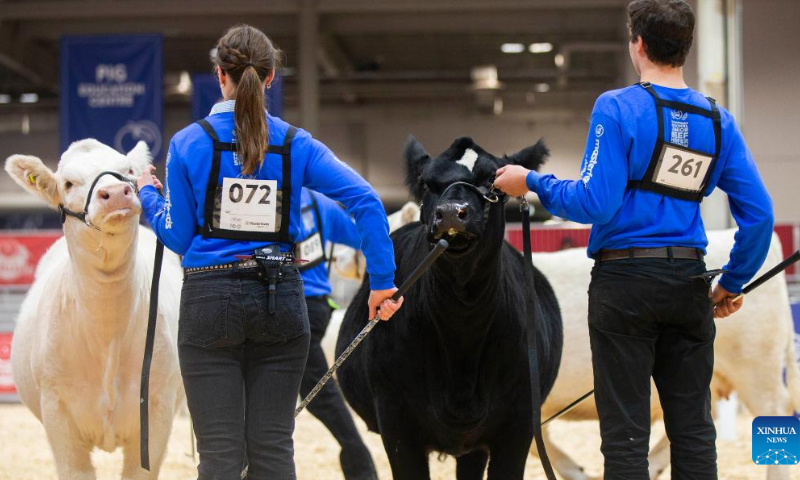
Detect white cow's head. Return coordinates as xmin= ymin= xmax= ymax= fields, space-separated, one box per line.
xmin=5 ymin=139 xmax=151 ymax=236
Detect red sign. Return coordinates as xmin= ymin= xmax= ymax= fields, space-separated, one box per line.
xmin=0 ymin=232 xmax=62 ymax=286
xmin=0 ymin=332 xmax=15 ymax=395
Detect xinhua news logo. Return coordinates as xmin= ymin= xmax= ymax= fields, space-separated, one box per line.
xmin=752 ymin=416 xmax=800 ymax=465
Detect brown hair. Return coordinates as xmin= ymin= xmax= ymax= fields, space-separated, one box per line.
xmin=627 ymin=0 xmax=695 ymax=68
xmin=213 ymin=25 xmax=281 ymax=175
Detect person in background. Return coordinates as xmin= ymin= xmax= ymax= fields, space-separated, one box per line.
xmin=493 ymin=1 xmax=773 ymax=478
xmin=137 ymin=24 xmax=402 ymax=479
xmin=295 ymin=187 xmax=377 ymax=479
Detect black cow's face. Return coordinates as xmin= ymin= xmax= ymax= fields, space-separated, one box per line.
xmin=405 ymin=136 xmax=548 ymax=258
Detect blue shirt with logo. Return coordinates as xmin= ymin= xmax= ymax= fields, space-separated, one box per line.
xmin=139 ymin=100 xmax=395 ymax=290
xmin=299 ymin=188 xmax=361 ymax=298
xmin=526 ymin=84 xmax=774 ymax=293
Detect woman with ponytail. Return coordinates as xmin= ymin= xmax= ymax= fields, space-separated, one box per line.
xmin=137 ymin=24 xmax=401 ymax=479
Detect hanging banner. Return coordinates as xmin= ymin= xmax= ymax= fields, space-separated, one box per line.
xmin=60 ymin=34 xmax=163 ymax=160
xmin=0 ymin=232 xmax=62 ymax=287
xmin=191 ymin=71 xmax=283 ymax=121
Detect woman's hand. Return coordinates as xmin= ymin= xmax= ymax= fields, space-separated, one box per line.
xmin=368 ymin=288 xmax=404 ymax=321
xmin=711 ymin=284 xmax=744 ymax=318
xmin=494 ymin=165 xmax=531 ymax=197
xmin=137 ymin=165 xmax=163 ymax=192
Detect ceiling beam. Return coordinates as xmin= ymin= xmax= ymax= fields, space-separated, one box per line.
xmin=1 ymin=0 xmax=627 ymax=21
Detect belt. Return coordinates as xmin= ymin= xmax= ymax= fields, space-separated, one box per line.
xmin=184 ymin=259 xmax=260 ymax=276
xmin=597 ymin=246 xmax=703 ymax=262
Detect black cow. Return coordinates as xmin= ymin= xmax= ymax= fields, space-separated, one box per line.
xmin=335 ymin=136 xmax=564 ymax=479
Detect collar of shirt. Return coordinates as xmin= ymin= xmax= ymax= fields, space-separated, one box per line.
xmin=210 ymin=99 xmax=236 ymax=116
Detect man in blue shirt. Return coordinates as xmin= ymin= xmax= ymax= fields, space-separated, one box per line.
xmin=295 ymin=188 xmax=377 ymax=479
xmin=494 ymin=1 xmax=773 ymax=478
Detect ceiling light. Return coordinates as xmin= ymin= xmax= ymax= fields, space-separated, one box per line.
xmin=554 ymin=53 xmax=566 ymax=68
xmin=20 ymin=93 xmax=39 ymax=103
xmin=535 ymin=83 xmax=550 ymax=93
xmin=501 ymin=43 xmax=525 ymax=54
xmin=529 ymin=42 xmax=554 ymax=54
xmin=0 ymin=94 xmax=11 ymax=104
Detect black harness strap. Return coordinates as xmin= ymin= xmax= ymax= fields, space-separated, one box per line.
xmin=627 ymin=82 xmax=721 ymax=203
xmin=140 ymin=195 xmax=165 ymax=470
xmin=520 ymin=199 xmax=557 ymax=480
xmin=195 ymin=119 xmax=296 ymax=242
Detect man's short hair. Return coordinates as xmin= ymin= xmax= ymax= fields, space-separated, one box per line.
xmin=627 ymin=0 xmax=695 ymax=67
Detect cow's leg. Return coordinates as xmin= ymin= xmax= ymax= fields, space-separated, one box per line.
xmin=455 ymin=449 xmax=489 ymax=480
xmin=647 ymin=432 xmax=670 ymax=479
xmin=40 ymin=396 xmax=95 ymax=480
xmin=375 ymin=408 xmax=430 ymax=480
xmin=121 ymin=396 xmax=176 ymax=479
xmin=539 ymin=425 xmax=592 ymax=480
xmin=486 ymin=427 xmax=531 ymax=479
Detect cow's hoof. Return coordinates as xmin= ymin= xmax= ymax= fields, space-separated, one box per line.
xmin=340 ymin=444 xmax=378 ymax=480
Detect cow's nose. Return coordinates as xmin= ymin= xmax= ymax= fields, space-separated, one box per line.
xmin=434 ymin=203 xmax=470 ymax=234
xmin=97 ymin=183 xmax=133 ymax=202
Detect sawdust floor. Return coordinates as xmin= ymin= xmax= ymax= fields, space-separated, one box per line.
xmin=0 ymin=403 xmax=771 ymax=479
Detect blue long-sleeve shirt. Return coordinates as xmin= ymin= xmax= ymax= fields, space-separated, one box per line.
xmin=139 ymin=100 xmax=395 ymax=290
xmin=299 ymin=188 xmax=361 ymax=297
xmin=526 ymin=84 xmax=774 ymax=293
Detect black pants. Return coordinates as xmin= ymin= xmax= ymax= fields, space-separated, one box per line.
xmin=588 ymin=258 xmax=717 ymax=480
xmin=178 ymin=266 xmax=310 ymax=480
xmin=299 ymin=296 xmax=377 ymax=479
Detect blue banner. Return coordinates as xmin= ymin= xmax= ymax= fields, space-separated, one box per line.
xmin=60 ymin=35 xmax=163 ymax=160
xmin=191 ymin=72 xmax=283 ymax=121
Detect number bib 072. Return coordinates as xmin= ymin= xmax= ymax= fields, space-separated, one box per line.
xmin=653 ymin=144 xmax=714 ymax=193
xmin=220 ymin=178 xmax=278 ymax=233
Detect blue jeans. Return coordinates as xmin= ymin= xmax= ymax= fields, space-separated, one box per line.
xmin=178 ymin=266 xmax=310 ymax=480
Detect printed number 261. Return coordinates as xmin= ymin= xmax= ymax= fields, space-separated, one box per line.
xmin=229 ymin=183 xmax=271 ymax=204
xmin=668 ymin=155 xmax=703 ymax=179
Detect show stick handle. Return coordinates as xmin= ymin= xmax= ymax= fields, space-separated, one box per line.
xmin=732 ymin=250 xmax=800 ymax=301
xmin=390 ymin=239 xmax=449 ymax=302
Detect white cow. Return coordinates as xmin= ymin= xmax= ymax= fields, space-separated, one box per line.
xmin=534 ymin=229 xmax=800 ymax=480
xmin=5 ymin=140 xmax=184 ymax=479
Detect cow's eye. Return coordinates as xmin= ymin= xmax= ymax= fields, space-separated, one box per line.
xmin=64 ymin=181 xmax=73 ymax=190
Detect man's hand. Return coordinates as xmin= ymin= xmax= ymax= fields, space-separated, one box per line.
xmin=137 ymin=165 xmax=163 ymax=192
xmin=369 ymin=288 xmax=404 ymax=321
xmin=494 ymin=165 xmax=532 ymax=197
xmin=711 ymin=284 xmax=743 ymax=318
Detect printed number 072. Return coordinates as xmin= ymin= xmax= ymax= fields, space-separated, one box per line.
xmin=669 ymin=155 xmax=703 ymax=179
xmin=229 ymin=183 xmax=272 ymax=204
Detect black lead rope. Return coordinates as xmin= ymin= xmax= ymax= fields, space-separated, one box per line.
xmin=520 ymin=197 xmax=557 ymax=480
xmin=140 ymin=191 xmax=165 ymax=471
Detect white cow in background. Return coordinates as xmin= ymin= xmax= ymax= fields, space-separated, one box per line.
xmin=5 ymin=140 xmax=184 ymax=479
xmin=535 ymin=230 xmax=800 ymax=480
xmin=333 ymin=202 xmax=800 ymax=480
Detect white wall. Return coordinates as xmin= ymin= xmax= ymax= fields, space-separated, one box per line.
xmin=741 ymin=0 xmax=800 ymax=223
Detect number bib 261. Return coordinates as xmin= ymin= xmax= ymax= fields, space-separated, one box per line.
xmin=220 ymin=178 xmax=278 ymax=233
xmin=653 ymin=144 xmax=714 ymax=193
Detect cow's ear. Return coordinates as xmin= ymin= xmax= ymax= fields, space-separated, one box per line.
xmin=126 ymin=140 xmax=152 ymax=177
xmin=504 ymin=139 xmax=549 ymax=172
xmin=404 ymin=135 xmax=430 ymax=201
xmin=5 ymin=154 xmax=60 ymax=207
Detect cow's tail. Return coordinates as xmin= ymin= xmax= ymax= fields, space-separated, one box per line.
xmin=784 ymin=310 xmax=800 ymax=413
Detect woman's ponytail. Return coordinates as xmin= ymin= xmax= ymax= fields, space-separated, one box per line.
xmin=234 ymin=65 xmax=268 ymax=175
xmin=213 ymin=25 xmax=281 ymax=176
